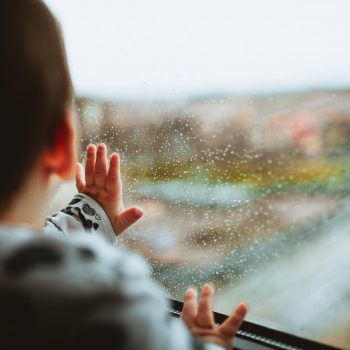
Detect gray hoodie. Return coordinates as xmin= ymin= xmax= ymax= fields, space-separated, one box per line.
xmin=0 ymin=193 xmax=222 ymax=350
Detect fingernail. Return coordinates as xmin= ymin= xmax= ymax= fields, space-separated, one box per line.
xmin=186 ymin=288 xmax=197 ymax=296
xmin=134 ymin=207 xmax=144 ymax=218
xmin=241 ymin=302 xmax=249 ymax=309
xmin=203 ymin=283 xmax=214 ymax=292
xmin=87 ymin=144 xmax=96 ymax=152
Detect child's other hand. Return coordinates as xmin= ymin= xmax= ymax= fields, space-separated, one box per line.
xmin=181 ymin=284 xmax=247 ymax=350
xmin=76 ymin=143 xmax=144 ymax=235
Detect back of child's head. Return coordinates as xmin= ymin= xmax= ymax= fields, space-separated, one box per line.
xmin=0 ymin=0 xmax=72 ymax=212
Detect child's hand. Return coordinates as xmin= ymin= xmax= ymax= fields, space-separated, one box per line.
xmin=181 ymin=284 xmax=247 ymax=350
xmin=76 ymin=143 xmax=144 ymax=235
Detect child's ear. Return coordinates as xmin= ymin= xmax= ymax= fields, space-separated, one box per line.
xmin=42 ymin=110 xmax=77 ymax=180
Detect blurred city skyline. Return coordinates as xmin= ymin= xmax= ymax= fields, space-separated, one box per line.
xmin=44 ymin=0 xmax=350 ymax=99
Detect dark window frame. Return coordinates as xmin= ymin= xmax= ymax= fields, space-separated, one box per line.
xmin=169 ymin=299 xmax=342 ymax=350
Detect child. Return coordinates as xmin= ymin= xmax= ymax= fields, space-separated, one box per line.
xmin=0 ymin=0 xmax=247 ymax=349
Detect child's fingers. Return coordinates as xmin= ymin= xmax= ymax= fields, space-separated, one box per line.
xmin=85 ymin=144 xmax=96 ymax=187
xmin=95 ymin=143 xmax=108 ymax=189
xmin=180 ymin=288 xmax=198 ymax=328
xmin=75 ymin=163 xmax=85 ymax=192
xmin=114 ymin=206 xmax=144 ymax=234
xmin=219 ymin=303 xmax=248 ymax=339
xmin=106 ymin=152 xmax=122 ymax=197
xmin=196 ymin=284 xmax=215 ymax=329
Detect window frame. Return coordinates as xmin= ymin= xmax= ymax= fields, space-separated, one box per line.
xmin=169 ymin=299 xmax=341 ymax=350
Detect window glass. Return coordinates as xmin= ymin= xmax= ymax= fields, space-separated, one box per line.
xmin=46 ymin=1 xmax=350 ymax=348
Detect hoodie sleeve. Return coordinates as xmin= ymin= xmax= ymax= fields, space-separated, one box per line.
xmin=65 ymin=234 xmax=226 ymax=350
xmin=43 ymin=200 xmax=229 ymax=350
xmin=44 ymin=193 xmax=116 ymax=244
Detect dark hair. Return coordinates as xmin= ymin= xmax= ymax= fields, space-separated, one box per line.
xmin=0 ymin=0 xmax=72 ymax=212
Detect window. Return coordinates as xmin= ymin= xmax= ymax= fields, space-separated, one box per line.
xmin=46 ymin=1 xmax=350 ymax=349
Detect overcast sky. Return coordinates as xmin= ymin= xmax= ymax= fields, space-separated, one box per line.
xmin=44 ymin=0 xmax=350 ymax=99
